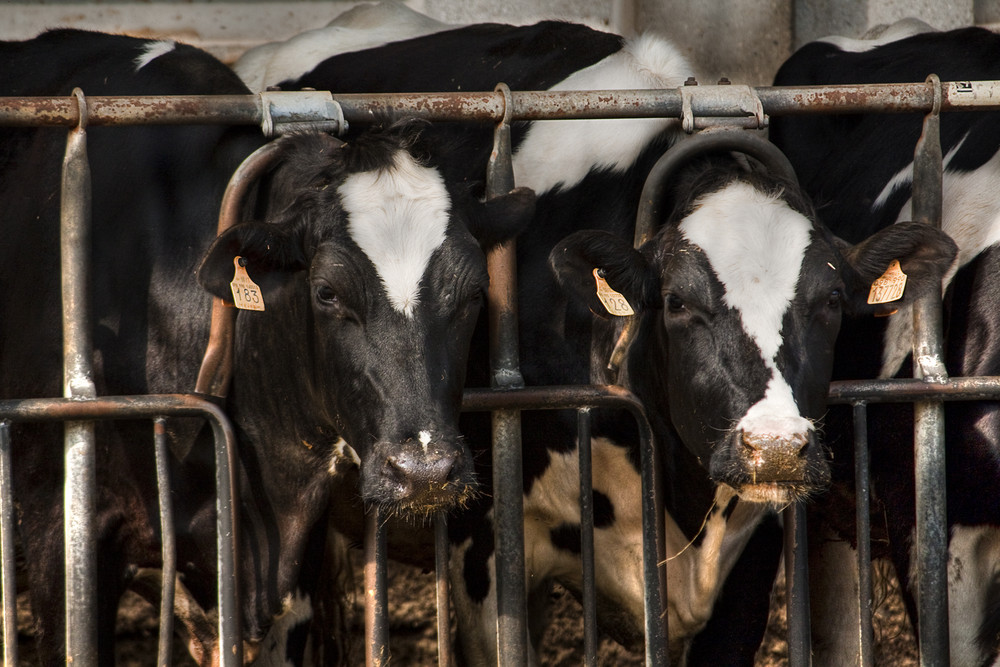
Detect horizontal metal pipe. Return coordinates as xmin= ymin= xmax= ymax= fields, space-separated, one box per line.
xmin=828 ymin=376 xmax=1000 ymax=404
xmin=3 ymin=80 xmax=1000 ymax=128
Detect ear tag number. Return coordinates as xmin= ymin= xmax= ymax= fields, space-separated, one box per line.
xmin=230 ymin=256 xmax=265 ymax=311
xmin=867 ymin=259 xmax=907 ymax=306
xmin=593 ymin=268 xmax=635 ymax=317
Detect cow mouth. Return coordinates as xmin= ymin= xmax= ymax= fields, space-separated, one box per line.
xmin=732 ymin=482 xmax=810 ymax=506
xmin=374 ymin=480 xmax=479 ymax=520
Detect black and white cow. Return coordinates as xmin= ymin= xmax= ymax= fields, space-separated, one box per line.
xmin=770 ymin=22 xmax=1000 ymax=666
xmin=236 ymin=9 xmax=956 ymax=664
xmin=0 ymin=29 xmax=532 ymax=664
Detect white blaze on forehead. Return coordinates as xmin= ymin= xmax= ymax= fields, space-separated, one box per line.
xmin=681 ymin=182 xmax=815 ymax=437
xmin=339 ymin=150 xmax=451 ymax=317
xmin=512 ymin=33 xmax=693 ymax=194
xmin=134 ymin=40 xmax=177 ymax=71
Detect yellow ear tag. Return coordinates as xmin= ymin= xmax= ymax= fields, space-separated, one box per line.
xmin=867 ymin=259 xmax=907 ymax=306
xmin=593 ymin=268 xmax=635 ymax=317
xmin=230 ymin=256 xmax=265 ymax=311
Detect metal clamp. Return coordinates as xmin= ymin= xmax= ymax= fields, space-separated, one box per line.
xmin=679 ymin=81 xmax=767 ymax=133
xmin=259 ymin=90 xmax=347 ymax=137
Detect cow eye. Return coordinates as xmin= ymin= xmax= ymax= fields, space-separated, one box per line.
xmin=315 ymin=285 xmax=338 ymax=305
xmin=827 ymin=289 xmax=841 ymax=308
xmin=665 ymin=293 xmax=685 ymax=313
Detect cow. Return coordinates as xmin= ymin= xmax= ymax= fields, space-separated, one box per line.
xmin=770 ymin=21 xmax=1000 ymax=666
xmin=0 ymin=28 xmax=533 ymax=665
xmin=235 ymin=9 xmax=957 ymax=664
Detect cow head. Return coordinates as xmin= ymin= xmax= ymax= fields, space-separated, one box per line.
xmin=551 ymin=133 xmax=956 ymax=505
xmin=198 ymin=123 xmax=535 ymax=516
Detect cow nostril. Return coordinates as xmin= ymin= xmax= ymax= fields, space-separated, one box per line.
xmin=385 ymin=450 xmax=457 ymax=486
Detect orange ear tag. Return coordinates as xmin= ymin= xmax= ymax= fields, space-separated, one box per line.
xmin=230 ymin=256 xmax=265 ymax=311
xmin=867 ymin=259 xmax=907 ymax=306
xmin=593 ymin=268 xmax=635 ymax=317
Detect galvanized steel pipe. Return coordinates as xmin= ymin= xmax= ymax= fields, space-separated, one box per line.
xmin=0 ymin=421 xmax=17 ymax=667
xmin=61 ymin=88 xmax=98 ymax=667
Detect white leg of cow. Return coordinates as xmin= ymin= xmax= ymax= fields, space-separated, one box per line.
xmin=664 ymin=485 xmax=769 ymax=660
xmin=937 ymin=525 xmax=1000 ymax=666
xmin=807 ymin=528 xmax=862 ymax=666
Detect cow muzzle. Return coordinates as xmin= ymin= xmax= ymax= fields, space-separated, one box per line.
xmin=715 ymin=427 xmax=830 ymax=505
xmin=362 ymin=436 xmax=476 ymax=516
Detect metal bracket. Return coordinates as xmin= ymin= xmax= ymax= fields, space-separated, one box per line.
xmin=259 ymin=90 xmax=347 ymax=137
xmin=679 ymin=80 xmax=767 ymax=133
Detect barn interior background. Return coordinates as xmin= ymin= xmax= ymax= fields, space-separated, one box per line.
xmin=1 ymin=0 xmax=997 ymax=87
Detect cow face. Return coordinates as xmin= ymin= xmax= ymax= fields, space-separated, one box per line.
xmin=198 ymin=127 xmax=535 ymax=515
xmin=552 ymin=164 xmax=955 ymax=505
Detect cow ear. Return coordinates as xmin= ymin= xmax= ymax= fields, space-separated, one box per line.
xmin=839 ymin=221 xmax=957 ymax=316
xmin=549 ymin=230 xmax=659 ymax=319
xmin=465 ymin=187 xmax=536 ymax=248
xmin=197 ymin=222 xmax=307 ymax=302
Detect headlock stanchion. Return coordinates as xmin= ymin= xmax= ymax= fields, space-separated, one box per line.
xmin=3 ymin=77 xmax=1000 ymax=665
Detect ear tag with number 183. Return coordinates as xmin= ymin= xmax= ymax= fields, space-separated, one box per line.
xmin=230 ymin=256 xmax=265 ymax=311
xmin=593 ymin=268 xmax=634 ymax=317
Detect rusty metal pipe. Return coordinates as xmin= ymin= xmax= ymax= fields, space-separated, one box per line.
xmin=0 ymin=421 xmax=17 ymax=667
xmin=364 ymin=507 xmax=389 ymax=667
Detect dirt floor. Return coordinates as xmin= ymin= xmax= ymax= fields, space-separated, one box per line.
xmin=9 ymin=552 xmax=918 ymax=666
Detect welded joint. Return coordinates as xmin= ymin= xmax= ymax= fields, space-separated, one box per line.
xmin=916 ymin=354 xmax=949 ymax=384
xmin=679 ymin=81 xmax=767 ymax=133
xmin=72 ymin=88 xmax=89 ymax=131
xmin=259 ymin=90 xmax=346 ymax=137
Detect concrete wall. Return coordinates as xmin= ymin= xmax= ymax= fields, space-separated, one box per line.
xmin=0 ymin=0 xmax=992 ymax=86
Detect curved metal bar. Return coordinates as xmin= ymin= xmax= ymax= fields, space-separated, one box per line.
xmin=154 ymin=417 xmax=176 ymax=667
xmin=194 ymin=139 xmax=285 ymax=398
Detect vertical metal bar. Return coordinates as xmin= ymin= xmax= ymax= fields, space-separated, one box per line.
xmin=61 ymin=88 xmax=98 ymax=667
xmin=435 ymin=514 xmax=453 ymax=667
xmin=486 ymin=83 xmax=528 ymax=665
xmin=0 ymin=421 xmax=17 ymax=667
xmin=854 ymin=403 xmax=875 ymax=667
xmin=211 ymin=408 xmax=241 ymax=666
xmin=640 ymin=415 xmax=668 ymax=666
xmin=365 ymin=507 xmax=389 ymax=667
xmin=577 ymin=409 xmax=598 ymax=666
xmin=784 ymin=504 xmax=811 ymax=667
xmin=911 ymin=74 xmax=949 ymax=667
xmin=153 ymin=418 xmax=175 ymax=667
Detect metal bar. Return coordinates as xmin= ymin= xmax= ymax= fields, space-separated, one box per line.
xmin=911 ymin=75 xmax=949 ymax=667
xmin=153 ymin=418 xmax=176 ymax=667
xmin=640 ymin=401 xmax=668 ymax=666
xmin=0 ymin=394 xmax=240 ymax=664
xmin=854 ymin=403 xmax=875 ymax=667
xmin=365 ymin=507 xmax=389 ymax=667
xmin=783 ymin=504 xmax=811 ymax=667
xmin=61 ymin=89 xmax=98 ymax=667
xmin=435 ymin=514 xmax=453 ymax=667
xmin=0 ymin=421 xmax=17 ymax=667
xmin=828 ymin=376 xmax=1000 ymax=403
xmin=577 ymin=409 xmax=598 ymax=667
xmin=485 ymin=83 xmax=529 ymax=666
xmin=6 ymin=80 xmax=1000 ymax=128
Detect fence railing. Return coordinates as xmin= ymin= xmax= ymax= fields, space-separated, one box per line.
xmin=1 ymin=79 xmax=997 ymax=666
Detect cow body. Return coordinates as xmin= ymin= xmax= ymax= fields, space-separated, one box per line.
xmin=238 ymin=11 xmax=956 ymax=664
xmin=0 ymin=29 xmax=531 ymax=664
xmin=770 ymin=23 xmax=1000 ymax=666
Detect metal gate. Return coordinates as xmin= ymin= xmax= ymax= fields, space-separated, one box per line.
xmin=2 ymin=76 xmax=999 ymax=666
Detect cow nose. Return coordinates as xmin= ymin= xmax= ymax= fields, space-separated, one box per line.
xmin=741 ymin=431 xmax=810 ymax=483
xmin=385 ymin=449 xmax=457 ymax=489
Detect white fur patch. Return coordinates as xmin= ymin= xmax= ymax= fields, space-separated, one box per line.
xmin=339 ymin=151 xmax=451 ymax=317
xmin=329 ymin=437 xmax=360 ymax=476
xmin=818 ymin=17 xmax=937 ymax=52
xmin=878 ymin=144 xmax=1000 ymax=377
xmin=511 ymin=33 xmax=694 ymax=195
xmin=134 ymin=40 xmax=176 ymax=71
xmin=234 ymin=2 xmax=455 ymax=90
xmin=680 ymin=182 xmax=814 ymax=439
xmin=254 ymin=590 xmax=313 ymax=667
